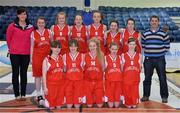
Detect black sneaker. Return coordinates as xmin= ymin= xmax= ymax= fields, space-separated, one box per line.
xmin=37 ymin=95 xmax=44 ymax=101
xmin=162 ymin=98 xmax=168 ymax=103
xmin=37 ymin=96 xmax=44 ymax=107
xmin=141 ymin=96 xmax=149 ymax=102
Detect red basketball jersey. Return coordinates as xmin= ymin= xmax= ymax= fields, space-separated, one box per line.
xmin=84 ymin=52 xmax=103 ymax=81
xmin=122 ymin=52 xmax=141 ymax=83
xmin=46 ymin=55 xmax=64 ymax=85
xmin=122 ymin=29 xmax=141 ymax=53
xmin=52 ymin=25 xmax=69 ymax=54
xmin=71 ymin=25 xmax=88 ymax=53
xmin=89 ymin=24 xmax=105 ymax=53
xmin=105 ymin=54 xmax=123 ymax=81
xmin=64 ymin=52 xmax=84 ymax=80
xmin=106 ymin=32 xmax=122 ymax=55
xmin=32 ymin=29 xmax=50 ymax=55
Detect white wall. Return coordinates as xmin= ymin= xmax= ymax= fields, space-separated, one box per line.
xmin=0 ymin=0 xmax=84 ymax=9
xmin=0 ymin=0 xmax=180 ymax=10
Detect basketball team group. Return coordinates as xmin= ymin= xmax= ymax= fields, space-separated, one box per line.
xmin=6 ymin=7 xmax=170 ymax=109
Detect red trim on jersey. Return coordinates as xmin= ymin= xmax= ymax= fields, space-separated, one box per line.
xmin=89 ymin=24 xmax=105 ymax=53
xmin=122 ymin=29 xmax=141 ymax=53
xmin=71 ymin=25 xmax=88 ymax=53
xmin=122 ymin=52 xmax=141 ymax=84
xmin=84 ymin=52 xmax=103 ymax=81
xmin=105 ymin=54 xmax=122 ymax=81
xmin=106 ymin=32 xmax=122 ymax=55
xmin=46 ymin=55 xmax=64 ymax=85
xmin=53 ymin=25 xmax=69 ymax=54
xmin=65 ymin=52 xmax=84 ymax=80
xmin=32 ymin=29 xmax=50 ymax=76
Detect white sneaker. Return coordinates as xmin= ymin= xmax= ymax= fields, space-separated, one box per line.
xmin=125 ymin=105 xmax=131 ymax=108
xmin=132 ymin=105 xmax=137 ymax=108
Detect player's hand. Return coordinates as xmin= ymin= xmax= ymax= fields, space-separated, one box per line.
xmin=44 ymin=87 xmax=48 ymax=95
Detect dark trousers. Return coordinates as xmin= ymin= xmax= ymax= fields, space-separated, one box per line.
xmin=143 ymin=56 xmax=169 ymax=98
xmin=10 ymin=54 xmax=30 ymax=97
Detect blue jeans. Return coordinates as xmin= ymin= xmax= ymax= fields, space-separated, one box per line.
xmin=143 ymin=56 xmax=169 ymax=98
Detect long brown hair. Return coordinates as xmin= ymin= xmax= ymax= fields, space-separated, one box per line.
xmin=88 ymin=38 xmax=104 ymax=66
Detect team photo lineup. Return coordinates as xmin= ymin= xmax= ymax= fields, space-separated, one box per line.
xmin=5 ymin=5 xmax=170 ymax=109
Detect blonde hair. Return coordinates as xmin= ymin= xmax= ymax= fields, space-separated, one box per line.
xmin=55 ymin=12 xmax=66 ymax=24
xmin=88 ymin=38 xmax=104 ymax=66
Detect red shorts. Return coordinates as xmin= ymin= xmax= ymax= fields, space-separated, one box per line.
xmin=105 ymin=80 xmax=123 ymax=102
xmin=45 ymin=81 xmax=65 ymax=107
xmin=84 ymin=80 xmax=104 ymax=104
xmin=123 ymin=82 xmax=139 ymax=106
xmin=65 ymin=80 xmax=83 ymax=104
xmin=32 ymin=54 xmax=46 ymax=77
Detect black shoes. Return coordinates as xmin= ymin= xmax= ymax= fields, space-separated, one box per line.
xmin=141 ymin=96 xmax=168 ymax=103
xmin=37 ymin=95 xmax=45 ymax=107
xmin=140 ymin=96 xmax=149 ymax=102
xmin=162 ymin=98 xmax=168 ymax=103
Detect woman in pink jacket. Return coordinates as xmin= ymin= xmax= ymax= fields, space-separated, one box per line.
xmin=6 ymin=7 xmax=34 ymax=100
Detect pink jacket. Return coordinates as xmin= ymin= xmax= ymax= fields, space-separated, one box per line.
xmin=6 ymin=22 xmax=34 ymax=55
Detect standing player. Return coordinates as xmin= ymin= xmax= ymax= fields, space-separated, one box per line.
xmin=63 ymin=39 xmax=84 ymax=108
xmin=70 ymin=14 xmax=88 ymax=53
xmin=104 ymin=42 xmax=123 ymax=108
xmin=42 ymin=41 xmax=65 ymax=109
xmin=121 ymin=38 xmax=141 ymax=108
xmin=84 ymin=38 xmax=105 ymax=108
xmin=88 ymin=11 xmax=107 ymax=53
xmin=105 ymin=20 xmax=122 ymax=55
xmin=51 ymin=12 xmax=70 ymax=55
xmin=30 ymin=17 xmax=51 ymax=105
xmin=122 ymin=18 xmax=141 ymax=53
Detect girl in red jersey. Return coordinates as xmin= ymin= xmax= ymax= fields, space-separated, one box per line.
xmin=30 ymin=17 xmax=51 ymax=105
xmin=63 ymin=39 xmax=84 ymax=108
xmin=104 ymin=42 xmax=123 ymax=108
xmin=84 ymin=38 xmax=105 ymax=108
xmin=105 ymin=20 xmax=123 ymax=55
xmin=50 ymin=12 xmax=70 ymax=55
xmin=70 ymin=14 xmax=88 ymax=53
xmin=42 ymin=41 xmax=65 ymax=109
xmin=122 ymin=18 xmax=141 ymax=53
xmin=121 ymin=38 xmax=142 ymax=108
xmin=88 ymin=11 xmax=107 ymax=53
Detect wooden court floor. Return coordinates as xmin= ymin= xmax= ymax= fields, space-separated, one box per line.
xmin=0 ymin=97 xmax=179 ymax=113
